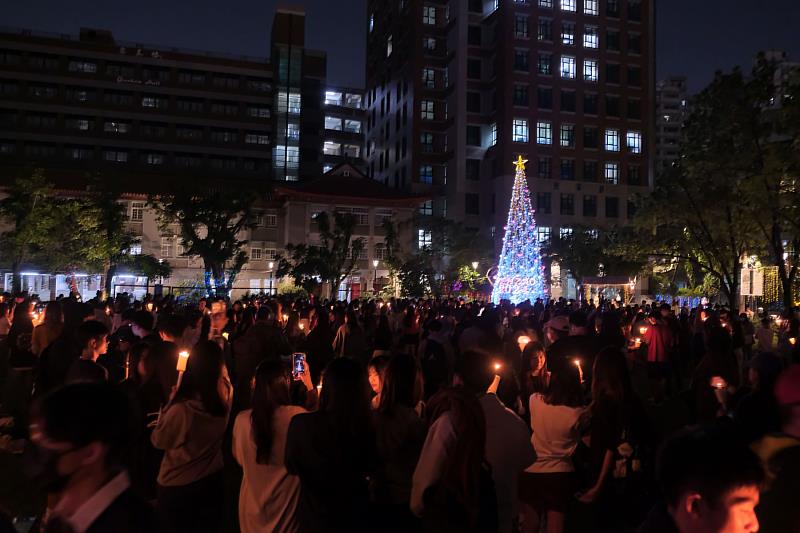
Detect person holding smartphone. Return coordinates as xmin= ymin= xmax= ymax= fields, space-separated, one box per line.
xmin=232 ymin=357 xmax=316 ymax=533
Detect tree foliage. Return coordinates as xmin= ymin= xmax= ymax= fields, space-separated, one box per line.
xmin=150 ymin=190 xmax=256 ymax=298
xmin=626 ymin=59 xmax=800 ymax=307
xmin=276 ymin=211 xmax=365 ymax=297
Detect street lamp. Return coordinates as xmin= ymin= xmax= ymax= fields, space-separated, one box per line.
xmin=268 ymin=261 xmax=274 ymax=270
xmin=372 ymin=259 xmax=379 ymax=294
xmin=471 ymin=261 xmax=479 ymax=270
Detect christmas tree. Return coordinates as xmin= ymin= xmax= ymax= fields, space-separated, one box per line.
xmin=491 ymin=155 xmax=547 ymax=304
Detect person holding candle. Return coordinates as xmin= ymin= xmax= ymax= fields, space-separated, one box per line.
xmin=31 ymin=301 xmax=64 ymax=357
xmin=232 ymin=358 xmax=316 ymax=533
xmin=151 ymin=340 xmax=232 ymax=533
xmin=519 ymin=355 xmax=588 ymax=533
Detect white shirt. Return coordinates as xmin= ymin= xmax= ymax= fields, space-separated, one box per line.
xmin=54 ymin=471 xmax=130 ymax=533
xmin=526 ymin=394 xmax=588 ymax=473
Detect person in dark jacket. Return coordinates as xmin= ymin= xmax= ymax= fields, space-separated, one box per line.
xmin=232 ymin=306 xmax=292 ymax=411
xmin=26 ymin=382 xmax=160 ymax=533
xmin=285 ymin=357 xmax=378 ymax=532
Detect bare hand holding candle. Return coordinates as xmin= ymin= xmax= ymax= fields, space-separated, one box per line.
xmin=487 ymin=362 xmax=502 ymax=394
xmin=517 ymin=335 xmax=531 ymax=353
xmin=573 ymin=358 xmax=584 ymax=384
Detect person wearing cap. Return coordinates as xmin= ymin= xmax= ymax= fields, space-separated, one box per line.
xmin=545 ymin=311 xmax=597 ymax=389
xmin=753 ymin=364 xmax=800 ymax=532
xmin=731 ymin=352 xmax=783 ymax=442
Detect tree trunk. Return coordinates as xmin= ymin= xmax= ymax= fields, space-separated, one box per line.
xmin=782 ymin=267 xmax=797 ymax=311
xmin=11 ymin=259 xmax=21 ymax=293
xmin=211 ymin=263 xmax=227 ymax=299
xmin=104 ymin=261 xmax=116 ymax=300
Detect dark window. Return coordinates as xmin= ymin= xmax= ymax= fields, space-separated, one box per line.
xmin=584 ymin=93 xmax=599 ymax=114
xmin=628 ymin=33 xmax=642 ymax=54
xmin=538 ymin=18 xmax=552 ymax=41
xmin=629 ymin=164 xmax=642 ymax=185
xmin=628 ymin=0 xmax=642 ymax=21
xmin=560 ymin=159 xmax=575 ymax=180
xmin=607 ymin=0 xmax=620 ymax=17
xmin=514 ymin=16 xmax=530 ymax=38
xmin=466 ymin=125 xmax=481 ymax=146
xmin=627 ymin=200 xmax=637 ymax=219
xmin=537 ymin=87 xmax=553 ymax=109
xmin=465 ymin=193 xmax=480 ymax=215
xmin=605 ymin=95 xmax=620 ymax=117
xmin=467 ymin=92 xmax=482 ymax=112
xmin=467 ymin=59 xmax=482 ymax=79
xmin=606 ymin=30 xmax=621 ymax=51
xmin=560 ymin=194 xmax=575 ymax=215
xmin=560 ymin=90 xmax=576 ymax=112
xmin=627 ymin=66 xmax=642 ymax=87
xmin=537 ymin=53 xmax=552 ymax=75
xmin=513 ymin=85 xmax=529 ymax=106
xmin=606 ymin=64 xmax=621 ymax=84
xmin=514 ymin=50 xmax=529 ymax=71
xmin=537 ymin=192 xmax=552 ymax=214
xmin=583 ymin=195 xmax=597 ymax=216
xmin=583 ymin=160 xmax=598 ymax=181
xmin=605 ymin=196 xmax=619 ymax=218
xmin=583 ymin=127 xmax=599 ymax=148
xmin=627 ymin=99 xmax=642 ymax=120
xmin=466 ymin=159 xmax=481 ymax=181
xmin=468 ymin=26 xmax=482 ymax=45
xmin=538 ymin=157 xmax=552 ymax=179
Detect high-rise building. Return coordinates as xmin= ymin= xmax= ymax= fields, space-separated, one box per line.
xmin=365 ymin=0 xmax=655 ymax=257
xmin=654 ymin=75 xmax=687 ymax=173
xmin=0 ymin=9 xmax=365 ymax=190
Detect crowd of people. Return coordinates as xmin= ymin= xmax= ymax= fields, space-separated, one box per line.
xmin=0 ymin=290 xmax=798 ymax=533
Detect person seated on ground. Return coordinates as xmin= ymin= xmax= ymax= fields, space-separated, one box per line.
xmin=637 ymin=423 xmax=762 ymax=533
xmin=26 ymin=381 xmax=159 ymax=533
xmin=65 ymin=320 xmax=110 ymax=384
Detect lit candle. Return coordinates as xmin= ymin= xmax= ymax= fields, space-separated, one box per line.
xmin=494 ymin=362 xmax=502 ymax=372
xmin=177 ymin=350 xmax=190 ymax=373
xmin=790 ymin=337 xmax=797 ymax=346
xmin=222 ymin=332 xmax=229 ymax=341
xmin=634 ymin=337 xmax=642 ymax=348
xmin=146 ymin=302 xmax=154 ymax=312
xmin=282 ymin=314 xmax=288 ymax=323
xmin=299 ymin=322 xmax=305 ymax=331
xmin=517 ymin=335 xmax=531 ymax=352
xmin=573 ymin=358 xmax=584 ymax=383
xmin=639 ymin=326 xmax=648 ymax=335
xmin=105 ymin=306 xmax=112 ymax=316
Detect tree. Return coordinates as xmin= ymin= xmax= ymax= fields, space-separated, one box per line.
xmin=492 ymin=155 xmax=547 ymax=304
xmin=117 ymin=254 xmax=173 ymax=288
xmin=0 ymin=170 xmax=59 ymax=292
xmin=150 ymin=190 xmax=257 ymax=298
xmin=84 ymin=177 xmax=142 ymax=298
xmin=277 ymin=211 xmax=365 ymax=298
xmin=547 ymin=226 xmax=646 ymax=299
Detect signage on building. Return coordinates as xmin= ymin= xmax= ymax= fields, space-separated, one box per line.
xmin=741 ymin=268 xmax=764 ymax=296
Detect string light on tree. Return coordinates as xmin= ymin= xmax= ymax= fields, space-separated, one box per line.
xmin=491 ymin=155 xmax=547 ymax=304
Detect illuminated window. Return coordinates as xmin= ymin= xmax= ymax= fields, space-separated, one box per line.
xmin=604 ymin=162 xmax=619 ymax=184
xmin=537 ymin=226 xmax=551 ymax=244
xmin=420 ymin=165 xmax=433 ymax=184
xmin=584 ymin=0 xmax=598 ymax=15
xmin=584 ymin=25 xmax=599 ymax=48
xmin=277 ymin=91 xmax=301 ymax=113
xmin=512 ymin=119 xmax=529 ymax=142
xmin=420 ymin=200 xmax=433 ymax=216
xmin=583 ymin=59 xmax=598 ymax=82
xmin=422 ymin=68 xmax=435 ymax=88
xmin=423 ymin=6 xmax=437 ymax=24
xmin=559 ymin=226 xmax=573 ymax=239
xmin=325 ymin=116 xmax=343 ymax=130
xmin=604 ymin=129 xmax=620 ymax=151
xmin=560 ymin=0 xmax=576 ymax=11
xmin=491 ymin=123 xmax=498 ymax=146
xmin=536 ymin=121 xmax=552 ymax=145
xmin=323 ymin=141 xmax=342 ymax=156
xmin=560 ymin=124 xmax=575 ymax=147
xmin=324 ymin=91 xmax=343 ymax=106
xmin=421 ymin=100 xmax=435 ymax=120
xmin=560 ymin=56 xmax=576 ymax=78
xmin=626 ymin=131 xmax=642 ymax=154
xmin=369 ymin=13 xmax=375 ymax=32
xmin=130 ymin=202 xmax=145 ymax=222
xmin=344 ymin=119 xmax=361 ymax=133
xmin=418 ymin=229 xmax=432 ymax=249
xmin=561 ymin=22 xmax=575 ymax=45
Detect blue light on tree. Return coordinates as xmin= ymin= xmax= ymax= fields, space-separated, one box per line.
xmin=491 ymin=155 xmax=547 ymax=304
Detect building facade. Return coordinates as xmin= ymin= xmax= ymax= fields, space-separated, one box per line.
xmin=654 ymin=75 xmax=687 ymax=173
xmin=0 ymin=9 xmax=365 ymax=189
xmin=365 ymin=0 xmax=655 ymax=264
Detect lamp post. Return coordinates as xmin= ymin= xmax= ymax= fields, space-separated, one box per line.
xmin=472 ymin=261 xmax=479 ymax=271
xmin=372 ymin=259 xmax=379 ymax=295
xmin=268 ymin=261 xmax=274 ymax=296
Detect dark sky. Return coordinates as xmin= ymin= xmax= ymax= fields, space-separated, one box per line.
xmin=5 ymin=0 xmax=800 ymax=92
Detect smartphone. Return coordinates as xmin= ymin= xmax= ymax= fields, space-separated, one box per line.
xmin=292 ymin=353 xmax=306 ymax=379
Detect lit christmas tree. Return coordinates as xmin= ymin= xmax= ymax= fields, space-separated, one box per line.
xmin=491 ymin=155 xmax=547 ymax=304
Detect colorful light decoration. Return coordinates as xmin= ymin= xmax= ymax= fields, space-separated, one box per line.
xmin=492 ymin=155 xmax=547 ymax=304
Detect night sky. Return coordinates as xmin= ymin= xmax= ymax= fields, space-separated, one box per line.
xmin=5 ymin=0 xmax=800 ymax=92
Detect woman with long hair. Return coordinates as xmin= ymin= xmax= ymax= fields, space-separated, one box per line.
xmin=371 ymin=354 xmax=427 ymax=531
xmin=285 ymin=357 xmax=377 ymax=532
xmin=233 ymin=358 xmax=315 ymax=533
xmin=578 ymin=346 xmax=649 ymax=530
xmin=519 ymin=356 xmax=588 ymax=533
xmin=368 ymin=355 xmax=390 ymax=409
xmin=151 ymin=340 xmax=232 ymax=533
xmin=31 ymin=301 xmax=63 ymax=356
xmin=333 ymin=308 xmax=369 ymax=362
